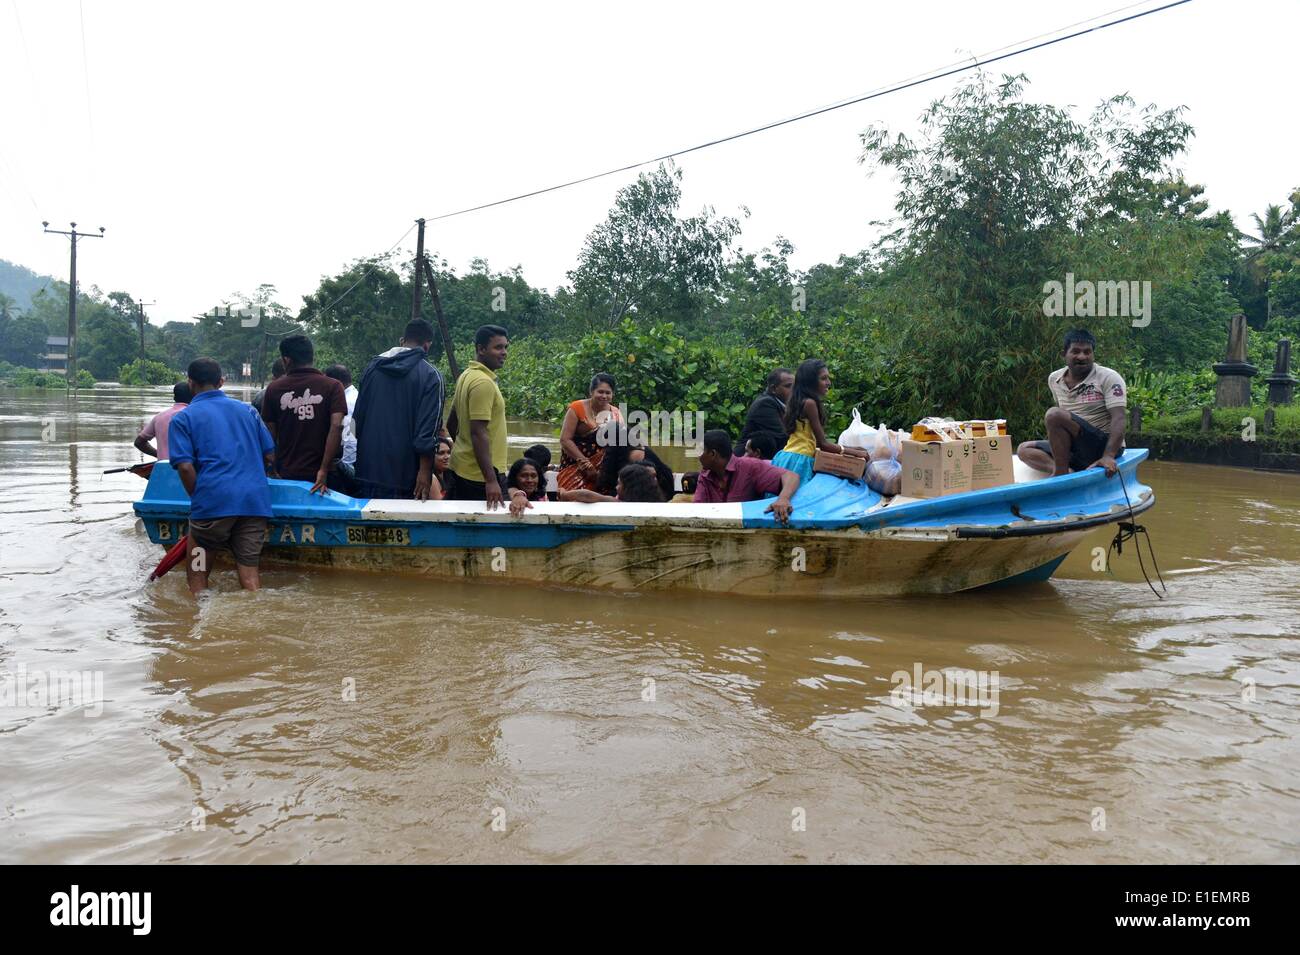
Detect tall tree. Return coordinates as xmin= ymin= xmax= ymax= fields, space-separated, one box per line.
xmin=568 ymin=162 xmax=743 ymax=329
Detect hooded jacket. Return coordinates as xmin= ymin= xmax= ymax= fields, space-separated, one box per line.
xmin=353 ymin=346 xmax=444 ymax=498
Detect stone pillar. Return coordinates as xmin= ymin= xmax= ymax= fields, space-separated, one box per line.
xmin=1213 ymin=314 xmax=1258 ymax=408
xmin=1266 ymin=338 xmax=1296 ymax=405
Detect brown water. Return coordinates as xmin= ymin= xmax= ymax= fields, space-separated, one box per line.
xmin=2 ymin=384 xmax=1298 ymax=863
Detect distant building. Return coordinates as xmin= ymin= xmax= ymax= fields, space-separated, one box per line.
xmin=40 ymin=336 xmax=68 ymax=374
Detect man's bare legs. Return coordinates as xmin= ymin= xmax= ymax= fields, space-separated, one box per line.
xmin=1017 ymin=407 xmax=1080 ymax=476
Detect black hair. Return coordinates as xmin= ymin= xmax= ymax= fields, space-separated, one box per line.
xmin=747 ymin=432 xmax=779 ymax=459
xmin=766 ymin=368 xmax=792 ymax=392
xmin=589 ymin=372 xmax=617 ymax=394
xmin=435 ymin=435 xmax=453 ymax=455
xmin=324 ymin=363 xmax=351 ymax=387
xmin=782 ymin=358 xmax=828 ymax=434
xmin=680 ymin=471 xmax=699 ymax=495
xmin=506 ymin=457 xmax=545 ymax=500
xmin=702 ymin=429 xmax=733 ymax=458
xmin=404 ymin=319 xmax=435 ymax=346
xmin=524 ymin=443 xmax=552 ymax=470
xmin=1063 ymin=328 xmax=1097 ymax=352
xmin=188 ymin=357 xmax=222 ymax=387
xmin=616 ymin=463 xmax=663 ymax=503
xmin=270 ymin=358 xmax=287 ymax=379
xmin=596 ymin=425 xmax=674 ymax=499
xmin=279 ymin=333 xmax=314 ymax=367
xmin=475 ymin=324 xmax=509 ymax=348
xmin=172 ymin=381 xmax=193 ymax=404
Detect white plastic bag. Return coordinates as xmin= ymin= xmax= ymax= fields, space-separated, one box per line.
xmin=865 ymin=426 xmax=902 ymax=495
xmin=838 ymin=407 xmax=878 ymax=451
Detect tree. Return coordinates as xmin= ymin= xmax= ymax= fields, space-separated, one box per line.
xmin=299 ymin=256 xmax=410 ymax=377
xmin=0 ymin=313 xmax=49 ymax=366
xmin=568 ymin=162 xmax=743 ymax=329
xmin=858 ymin=73 xmax=1212 ymax=434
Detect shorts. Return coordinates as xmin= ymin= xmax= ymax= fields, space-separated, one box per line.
xmin=187 ymin=516 xmax=269 ymax=568
xmin=1030 ymin=412 xmax=1110 ymax=472
xmin=446 ymin=469 xmax=505 ymax=501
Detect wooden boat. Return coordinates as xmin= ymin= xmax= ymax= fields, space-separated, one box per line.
xmin=131 ymin=450 xmax=1154 ymax=597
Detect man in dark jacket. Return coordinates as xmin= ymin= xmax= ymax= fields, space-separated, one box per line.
xmin=353 ymin=319 xmax=444 ymax=500
xmin=734 ymin=368 xmax=793 ymax=457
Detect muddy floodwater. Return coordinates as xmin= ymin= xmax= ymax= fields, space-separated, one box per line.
xmin=2 ymin=384 xmax=1298 ymax=863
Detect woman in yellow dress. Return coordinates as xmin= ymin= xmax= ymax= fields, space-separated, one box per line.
xmin=771 ymin=358 xmax=870 ymax=484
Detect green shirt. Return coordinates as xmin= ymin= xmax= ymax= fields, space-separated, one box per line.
xmin=444 ymin=360 xmax=507 ymax=479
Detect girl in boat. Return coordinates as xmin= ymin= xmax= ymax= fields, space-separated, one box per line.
xmin=772 ymin=358 xmax=870 ymax=484
xmin=506 ymin=456 xmax=548 ymax=515
xmin=433 ymin=436 xmax=454 ymax=496
xmin=556 ymin=374 xmax=622 ymax=492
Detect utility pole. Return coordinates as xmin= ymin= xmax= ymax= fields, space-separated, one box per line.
xmin=411 ymin=218 xmax=426 ymax=323
xmin=135 ymin=297 xmax=155 ymax=360
xmin=42 ymin=221 xmax=105 ymax=390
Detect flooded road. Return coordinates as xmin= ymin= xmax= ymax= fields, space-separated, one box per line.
xmin=2 ymin=384 xmax=1298 ymax=863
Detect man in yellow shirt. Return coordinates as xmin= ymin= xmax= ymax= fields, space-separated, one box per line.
xmin=443 ymin=325 xmax=509 ymax=508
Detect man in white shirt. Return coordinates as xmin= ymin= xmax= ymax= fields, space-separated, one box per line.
xmin=1017 ymin=329 xmax=1126 ymax=477
xmin=325 ymin=364 xmax=359 ymax=486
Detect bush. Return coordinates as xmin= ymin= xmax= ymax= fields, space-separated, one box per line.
xmin=119 ymin=358 xmax=181 ymax=386
xmin=75 ymin=369 xmax=96 ymax=388
xmin=9 ymin=367 xmax=68 ymax=388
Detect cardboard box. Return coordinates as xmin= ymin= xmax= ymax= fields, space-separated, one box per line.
xmin=813 ymin=449 xmax=866 ymax=479
xmin=969 ymin=434 xmax=1014 ymax=490
xmin=900 ymin=439 xmax=973 ymax=498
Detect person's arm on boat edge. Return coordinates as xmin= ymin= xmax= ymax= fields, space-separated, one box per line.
xmin=1091 ymin=406 xmax=1126 ymax=478
xmin=765 ymin=469 xmax=800 ymax=524
xmin=508 ymin=487 xmax=534 ymax=516
xmin=412 ymin=366 xmax=443 ymax=501
xmin=312 ymin=411 xmax=345 ymax=495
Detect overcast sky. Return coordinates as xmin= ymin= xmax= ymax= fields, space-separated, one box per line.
xmin=1 ymin=0 xmax=1295 ymax=325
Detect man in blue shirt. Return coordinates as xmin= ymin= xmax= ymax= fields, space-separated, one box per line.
xmin=168 ymin=357 xmax=276 ymax=594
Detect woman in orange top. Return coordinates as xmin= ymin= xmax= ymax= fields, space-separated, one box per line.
xmin=556 ymin=373 xmax=621 ymax=491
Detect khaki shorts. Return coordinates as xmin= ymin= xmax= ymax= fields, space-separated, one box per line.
xmin=187 ymin=516 xmax=269 ymax=568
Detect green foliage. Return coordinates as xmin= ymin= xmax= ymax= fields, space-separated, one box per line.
xmin=568 ymin=161 xmax=744 ymax=330
xmin=858 ymin=74 xmax=1217 ymax=436
xmin=1144 ymin=404 xmax=1300 ymax=441
xmin=6 ymin=366 xmax=68 ymax=388
xmin=75 ymin=369 xmax=96 ymax=388
xmin=1126 ymin=368 xmax=1217 ymax=418
xmin=119 ymin=357 xmax=181 ymax=385
xmin=0 ymin=312 xmax=50 ymax=366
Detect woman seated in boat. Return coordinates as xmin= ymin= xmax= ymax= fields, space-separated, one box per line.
xmin=556 ymin=374 xmax=621 ymax=492
xmin=772 ymin=358 xmax=870 ymax=484
xmin=588 ymin=426 xmax=676 ymax=501
xmin=556 ymin=463 xmax=664 ymax=505
xmin=506 ymin=456 xmax=548 ymax=515
xmin=433 ymin=436 xmax=454 ymax=496
xmin=671 ymin=472 xmax=698 ymax=503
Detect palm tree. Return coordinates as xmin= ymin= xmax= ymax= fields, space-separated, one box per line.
xmin=1242 ymin=200 xmax=1299 ymax=323
xmin=0 ymin=292 xmax=20 ymax=321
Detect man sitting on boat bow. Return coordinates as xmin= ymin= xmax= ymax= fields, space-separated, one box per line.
xmin=1018 ymin=328 xmax=1126 ymax=478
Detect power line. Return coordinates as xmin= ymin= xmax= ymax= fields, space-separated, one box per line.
xmin=314 ymin=222 xmax=418 ymax=317
xmin=420 ymin=0 xmax=1193 ymax=223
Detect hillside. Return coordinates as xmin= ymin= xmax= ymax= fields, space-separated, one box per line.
xmin=0 ymin=258 xmax=56 ymax=312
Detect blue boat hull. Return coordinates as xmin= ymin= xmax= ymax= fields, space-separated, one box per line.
xmin=132 ymin=450 xmax=1154 ymax=597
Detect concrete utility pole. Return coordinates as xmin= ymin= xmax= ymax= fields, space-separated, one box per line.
xmin=135 ymin=297 xmax=155 ymax=360
xmin=42 ymin=221 xmax=105 ymax=390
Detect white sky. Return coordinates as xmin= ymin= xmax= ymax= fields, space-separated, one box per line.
xmin=1 ymin=0 xmax=1296 ymax=325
